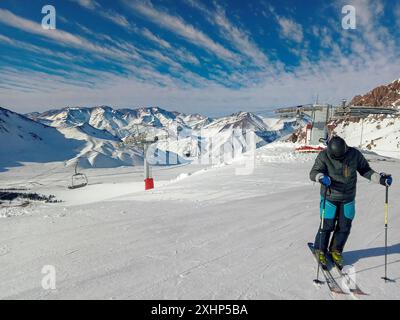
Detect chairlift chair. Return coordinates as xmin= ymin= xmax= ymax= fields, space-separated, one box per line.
xmin=68 ymin=162 xmax=88 ymax=189
xmin=183 ymin=144 xmax=192 ymax=158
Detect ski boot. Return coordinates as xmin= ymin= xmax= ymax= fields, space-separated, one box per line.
xmin=330 ymin=251 xmax=344 ymax=270
xmin=315 ymin=250 xmax=328 ymax=270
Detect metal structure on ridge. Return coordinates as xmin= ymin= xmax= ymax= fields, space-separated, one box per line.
xmin=123 ymin=123 xmax=169 ymax=190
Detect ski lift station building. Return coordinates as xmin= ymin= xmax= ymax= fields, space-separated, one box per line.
xmin=275 ymin=103 xmax=399 ymax=148
xmin=275 ymin=104 xmax=334 ymax=145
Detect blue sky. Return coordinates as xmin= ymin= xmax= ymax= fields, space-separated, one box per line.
xmin=0 ymin=0 xmax=399 ymax=116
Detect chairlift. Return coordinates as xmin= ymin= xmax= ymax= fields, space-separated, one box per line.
xmin=68 ymin=161 xmax=88 ymax=190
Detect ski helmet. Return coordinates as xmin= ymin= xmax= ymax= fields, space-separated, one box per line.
xmin=327 ymin=136 xmax=348 ymax=160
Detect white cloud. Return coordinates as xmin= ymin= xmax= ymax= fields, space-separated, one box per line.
xmin=2 ymin=48 xmax=399 ymax=116
xmin=0 ymin=9 xmax=201 ymax=74
xmin=71 ymin=0 xmax=130 ymax=28
xmin=277 ymin=17 xmax=303 ymax=43
xmin=338 ymin=0 xmax=394 ymax=52
xmin=0 ymin=34 xmax=14 ymax=45
xmin=1 ymin=1 xmax=399 ymax=116
xmin=70 ymin=1 xmax=201 ymax=67
xmin=215 ymin=9 xmax=267 ymax=64
xmin=102 ymin=10 xmax=130 ymax=28
xmin=262 ymin=4 xmax=303 ymax=44
xmin=141 ymin=27 xmax=171 ymax=48
xmin=0 ymin=9 xmax=129 ymax=60
xmin=0 ymin=34 xmax=88 ymax=63
xmin=0 ymin=9 xmax=210 ymax=92
xmin=186 ymin=0 xmax=269 ymax=67
xmin=0 ymin=9 xmax=83 ymax=47
xmin=123 ymin=0 xmax=237 ymax=62
xmin=70 ymin=0 xmax=100 ymax=10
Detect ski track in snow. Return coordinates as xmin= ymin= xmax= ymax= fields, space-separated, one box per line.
xmin=0 ymin=143 xmax=399 ymax=299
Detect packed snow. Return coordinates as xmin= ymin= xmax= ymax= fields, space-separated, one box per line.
xmin=331 ymin=115 xmax=400 ymax=159
xmin=0 ymin=142 xmax=399 ymax=299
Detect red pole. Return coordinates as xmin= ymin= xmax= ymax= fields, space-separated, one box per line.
xmin=144 ymin=144 xmax=154 ymax=190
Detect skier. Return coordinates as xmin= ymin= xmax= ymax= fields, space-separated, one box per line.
xmin=310 ymin=136 xmax=393 ymax=269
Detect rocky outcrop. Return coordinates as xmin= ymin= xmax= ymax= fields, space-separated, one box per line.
xmin=350 ymin=79 xmax=400 ymax=107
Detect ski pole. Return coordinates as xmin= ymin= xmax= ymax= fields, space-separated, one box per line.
xmin=314 ymin=187 xmax=328 ymax=285
xmin=382 ymin=185 xmax=390 ymax=282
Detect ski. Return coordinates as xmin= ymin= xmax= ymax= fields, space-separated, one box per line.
xmin=327 ymin=254 xmax=368 ymax=296
xmin=308 ymin=243 xmax=347 ymax=295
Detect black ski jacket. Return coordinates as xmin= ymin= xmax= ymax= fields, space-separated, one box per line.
xmin=310 ymin=147 xmax=377 ymax=202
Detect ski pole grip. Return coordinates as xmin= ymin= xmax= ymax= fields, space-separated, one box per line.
xmin=385 ymin=186 xmax=389 ymax=226
xmin=321 ymin=188 xmax=328 ymax=229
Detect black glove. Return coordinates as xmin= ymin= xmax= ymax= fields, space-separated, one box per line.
xmin=379 ymin=173 xmax=392 ymax=187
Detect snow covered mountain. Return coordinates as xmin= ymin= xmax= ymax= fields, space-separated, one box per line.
xmin=28 ymin=106 xmax=294 ymax=138
xmin=27 ymin=106 xmax=298 ymax=156
xmin=120 ymin=107 xmax=181 ymax=128
xmin=350 ymin=79 xmax=400 ymax=108
xmin=0 ymin=107 xmax=84 ymax=171
xmin=0 ymin=106 xmax=300 ymax=171
xmin=175 ymin=113 xmax=213 ymax=131
xmin=0 ymin=107 xmax=144 ymax=171
xmin=328 ymin=114 xmax=400 ymax=159
xmin=29 ymin=106 xmax=190 ymax=139
xmin=201 ymin=111 xmax=298 ymax=149
xmin=204 ymin=111 xmax=269 ymax=132
xmin=28 ymin=106 xmax=128 ymax=137
xmin=75 ymin=123 xmax=121 ymax=142
xmin=58 ymin=124 xmax=143 ymax=169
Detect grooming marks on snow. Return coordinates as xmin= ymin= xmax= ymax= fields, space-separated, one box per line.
xmin=257 ymin=142 xmax=317 ymax=164
xmin=65 ymin=249 xmax=80 ymax=256
xmin=178 ymin=251 xmax=235 ymax=279
xmin=0 ymin=245 xmax=11 ymax=256
xmin=170 ymin=172 xmax=192 ymax=182
xmin=168 ymin=167 xmax=211 ymax=184
xmin=0 ymin=205 xmax=31 ymax=218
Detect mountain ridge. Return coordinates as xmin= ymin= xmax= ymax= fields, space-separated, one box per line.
xmin=350 ymin=79 xmax=400 ymax=108
xmin=1 ymin=106 xmax=298 ymax=171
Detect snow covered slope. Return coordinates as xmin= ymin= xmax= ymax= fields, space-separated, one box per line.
xmin=0 ymin=107 xmax=83 ymax=172
xmin=329 ymin=114 xmax=400 ymax=159
xmin=0 ymin=142 xmax=398 ymax=299
xmin=58 ymin=125 xmax=142 ymax=169
xmin=0 ymin=107 xmax=145 ymax=171
xmin=75 ymin=123 xmax=121 ymax=142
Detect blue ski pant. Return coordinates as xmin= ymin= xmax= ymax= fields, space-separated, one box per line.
xmin=314 ymin=199 xmax=355 ymax=253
